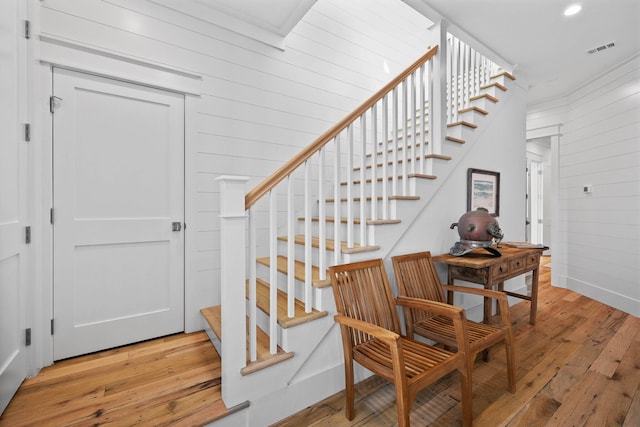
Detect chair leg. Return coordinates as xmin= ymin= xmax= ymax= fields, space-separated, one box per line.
xmin=395 ymin=384 xmax=411 ymax=427
xmin=504 ymin=333 xmax=517 ymax=393
xmin=344 ymin=359 xmax=355 ymax=420
xmin=459 ymin=364 xmax=473 ymax=427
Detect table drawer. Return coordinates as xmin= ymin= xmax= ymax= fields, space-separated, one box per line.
xmin=510 ymin=256 xmax=526 ymax=273
xmin=526 ymin=253 xmax=540 ymax=267
xmin=491 ymin=260 xmax=510 ymax=280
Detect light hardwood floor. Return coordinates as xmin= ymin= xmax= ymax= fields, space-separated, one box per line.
xmin=2 ymin=257 xmax=639 ymax=426
xmin=0 ymin=331 xmax=229 ymax=426
xmin=273 ymin=257 xmax=640 ymax=426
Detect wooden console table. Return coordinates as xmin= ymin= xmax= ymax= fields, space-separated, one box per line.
xmin=433 ymin=246 xmax=546 ymax=325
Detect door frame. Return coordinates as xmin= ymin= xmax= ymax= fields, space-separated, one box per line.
xmin=33 ymin=55 xmax=202 ymax=369
xmin=51 ymin=67 xmax=187 ymax=359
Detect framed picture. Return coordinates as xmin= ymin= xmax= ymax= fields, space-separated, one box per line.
xmin=467 ymin=168 xmax=500 ymax=216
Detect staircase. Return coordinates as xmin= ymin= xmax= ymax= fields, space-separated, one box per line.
xmin=203 ymin=32 xmax=517 ymax=425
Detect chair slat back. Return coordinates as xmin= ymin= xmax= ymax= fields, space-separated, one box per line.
xmin=329 ymin=259 xmax=401 ymax=347
xmin=392 ymin=251 xmax=446 ymax=322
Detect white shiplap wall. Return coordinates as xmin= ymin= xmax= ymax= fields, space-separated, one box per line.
xmin=37 ymin=0 xmax=435 ymax=330
xmin=527 ymin=54 xmax=640 ymax=316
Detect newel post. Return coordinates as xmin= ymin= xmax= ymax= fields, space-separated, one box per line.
xmin=431 ymin=20 xmax=448 ymax=155
xmin=215 ymin=175 xmax=249 ymax=407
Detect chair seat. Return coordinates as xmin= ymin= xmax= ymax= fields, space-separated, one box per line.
xmin=414 ymin=315 xmax=505 ymax=352
xmin=353 ymin=336 xmax=457 ymax=380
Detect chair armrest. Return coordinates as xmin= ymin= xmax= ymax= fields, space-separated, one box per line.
xmin=334 ymin=315 xmax=400 ymax=346
xmin=396 ymin=296 xmax=465 ymax=321
xmin=442 ymin=285 xmax=512 ymax=325
xmin=396 ymin=296 xmax=470 ymax=353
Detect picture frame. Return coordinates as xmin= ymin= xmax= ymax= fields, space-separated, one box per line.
xmin=467 ymin=168 xmax=500 ymax=216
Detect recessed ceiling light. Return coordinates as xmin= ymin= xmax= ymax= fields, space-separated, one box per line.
xmin=564 ymin=4 xmax=582 ymax=16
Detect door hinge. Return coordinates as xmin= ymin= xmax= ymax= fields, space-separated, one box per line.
xmin=26 ymin=328 xmax=32 ymax=346
xmin=25 ymin=123 xmax=31 ymax=142
xmin=50 ymin=208 xmax=55 ymax=225
xmin=51 ymin=319 xmax=54 ymax=335
xmin=24 ymin=20 xmax=31 ymax=39
xmin=25 ymin=226 xmax=31 ymax=244
xmin=49 ymin=96 xmax=62 ymax=113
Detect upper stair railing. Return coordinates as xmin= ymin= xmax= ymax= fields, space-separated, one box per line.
xmin=446 ymin=33 xmax=501 ymax=123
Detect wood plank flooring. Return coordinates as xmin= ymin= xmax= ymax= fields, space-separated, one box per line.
xmin=273 ymin=257 xmax=640 ymax=426
xmin=0 ymin=332 xmax=230 ymax=427
xmin=2 ymin=257 xmax=639 ymax=426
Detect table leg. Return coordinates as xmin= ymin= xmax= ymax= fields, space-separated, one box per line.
xmin=482 ymin=281 xmax=493 ymax=361
xmin=496 ymin=281 xmax=505 ymax=316
xmin=530 ymin=267 xmax=539 ymax=324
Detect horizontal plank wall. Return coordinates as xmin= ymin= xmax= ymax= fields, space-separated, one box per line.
xmin=563 ymin=55 xmax=640 ymax=316
xmin=528 ymin=54 xmax=640 ymax=316
xmin=37 ymin=0 xmax=435 ymax=331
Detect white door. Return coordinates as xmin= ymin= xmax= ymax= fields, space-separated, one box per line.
xmin=52 ymin=68 xmax=185 ymax=360
xmin=0 ymin=0 xmax=28 ymax=415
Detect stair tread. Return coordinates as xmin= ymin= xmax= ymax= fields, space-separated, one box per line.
xmin=445 ymin=135 xmax=466 ymax=144
xmin=480 ymin=82 xmax=507 ymax=92
xmin=369 ymin=142 xmax=425 ymax=156
xmin=447 ymin=120 xmax=478 ymax=129
xmin=278 ymin=235 xmax=380 ymax=254
xmin=492 ymin=71 xmax=516 ymax=80
xmin=248 ymin=278 xmax=327 ymax=328
xmin=325 ymin=195 xmax=420 ymax=202
xmin=303 ymin=216 xmax=401 ymax=226
xmin=342 ymin=173 xmax=436 ymax=186
xmin=470 ymin=93 xmax=499 ymax=103
xmin=200 ymin=306 xmax=294 ymax=375
xmin=257 ymin=255 xmax=332 ymax=288
xmin=355 ymin=154 xmax=451 ymax=171
xmin=459 ymin=106 xmax=489 ymax=115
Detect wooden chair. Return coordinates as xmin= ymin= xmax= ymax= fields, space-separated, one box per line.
xmin=391 ymin=251 xmax=516 ymax=393
xmin=329 ymin=258 xmax=473 ymax=427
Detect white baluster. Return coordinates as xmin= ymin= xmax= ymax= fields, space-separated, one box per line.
xmin=269 ymin=189 xmax=277 ymax=354
xmin=318 ymin=149 xmax=326 ymax=280
xmin=333 ymin=135 xmax=341 ymax=265
xmin=287 ymin=175 xmax=295 ymax=318
xmin=359 ymin=114 xmax=366 ymax=247
xmin=452 ymin=36 xmax=459 ymax=122
xmin=419 ymin=64 xmax=426 ymax=174
xmin=248 ymin=206 xmax=257 ymax=362
xmin=381 ymin=95 xmax=389 ymax=220
xmin=304 ymin=161 xmax=312 ymax=313
xmin=392 ymin=87 xmax=398 ymax=197
xmin=346 ymin=125 xmax=354 ymax=249
xmin=370 ymin=104 xmax=378 ymax=225
xmin=410 ymin=72 xmax=417 ymax=177
xmin=401 ymin=79 xmax=408 ymax=196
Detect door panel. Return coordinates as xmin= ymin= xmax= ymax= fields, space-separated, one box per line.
xmin=0 ymin=0 xmax=27 ymax=415
xmin=53 ymin=68 xmax=185 ymax=360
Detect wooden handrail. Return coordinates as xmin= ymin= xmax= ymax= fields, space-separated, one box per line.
xmin=244 ymin=45 xmax=439 ymax=209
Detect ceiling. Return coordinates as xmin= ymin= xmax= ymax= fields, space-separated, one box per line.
xmin=188 ymin=0 xmax=639 ymax=105
xmin=401 ymin=0 xmax=640 ymax=105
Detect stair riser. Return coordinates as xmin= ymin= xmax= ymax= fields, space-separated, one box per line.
xmin=339 ymin=179 xmax=419 ymax=199
xmin=250 ymin=301 xmax=284 ymax=346
xmin=479 ymin=85 xmax=504 ymax=98
xmin=466 ymin=96 xmax=497 ymax=111
xmin=277 ymin=239 xmax=331 ymax=267
xmin=255 ymin=263 xmax=324 ymax=307
xmin=324 ymin=199 xmax=397 ymax=219
xmin=446 ymin=123 xmax=477 ymax=141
